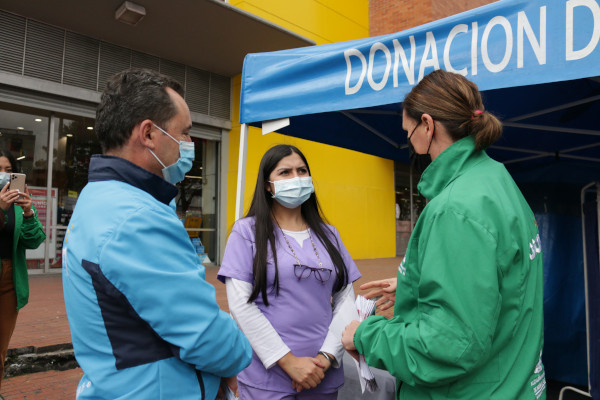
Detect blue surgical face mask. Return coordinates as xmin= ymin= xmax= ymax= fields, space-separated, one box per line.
xmin=148 ymin=124 xmax=195 ymax=184
xmin=269 ymin=176 xmax=314 ymax=209
xmin=0 ymin=172 xmax=9 ymax=188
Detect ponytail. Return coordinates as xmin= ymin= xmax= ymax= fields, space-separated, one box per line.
xmin=469 ymin=110 xmax=503 ymax=150
xmin=404 ymin=70 xmax=502 ymax=150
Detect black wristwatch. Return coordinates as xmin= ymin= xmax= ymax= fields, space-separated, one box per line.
xmin=318 ymin=351 xmax=333 ymax=364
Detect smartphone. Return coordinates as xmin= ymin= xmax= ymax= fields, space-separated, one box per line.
xmin=10 ymin=173 xmax=26 ymax=193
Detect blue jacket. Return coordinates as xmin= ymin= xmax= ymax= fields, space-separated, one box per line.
xmin=62 ymin=155 xmax=251 ymax=399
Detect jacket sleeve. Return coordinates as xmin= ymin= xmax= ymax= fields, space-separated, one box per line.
xmin=18 ymin=205 xmax=46 ymax=249
xmin=355 ymin=210 xmax=501 ymax=387
xmin=98 ymin=205 xmax=252 ymax=378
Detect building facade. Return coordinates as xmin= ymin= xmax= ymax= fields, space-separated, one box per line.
xmin=225 ymin=0 xmax=399 ymax=260
xmin=227 ymin=0 xmax=497 ymax=259
xmin=0 ymin=0 xmax=495 ymax=273
xmin=0 ymin=0 xmax=312 ymax=271
xmin=370 ymin=0 xmax=495 ymax=36
xmin=368 ymin=0 xmax=497 ymax=255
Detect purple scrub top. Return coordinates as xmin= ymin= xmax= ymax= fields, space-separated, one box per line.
xmin=218 ymin=217 xmax=361 ymax=394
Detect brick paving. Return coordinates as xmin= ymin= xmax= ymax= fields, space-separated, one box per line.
xmin=2 ymin=258 xmax=403 ymax=399
xmin=2 ymin=368 xmax=83 ymax=400
xmin=8 ymin=273 xmax=70 ymax=350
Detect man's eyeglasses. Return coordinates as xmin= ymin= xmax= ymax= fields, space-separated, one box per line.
xmin=294 ymin=264 xmax=331 ymax=284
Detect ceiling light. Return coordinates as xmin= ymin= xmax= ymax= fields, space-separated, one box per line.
xmin=115 ymin=1 xmax=146 ymax=26
xmin=66 ymin=134 xmax=73 ymax=137
xmin=17 ymin=126 xmax=24 ymax=130
xmin=17 ymin=156 xmax=26 ymax=161
xmin=34 ymin=118 xmax=42 ymax=122
xmin=87 ymin=126 xmax=94 ymax=130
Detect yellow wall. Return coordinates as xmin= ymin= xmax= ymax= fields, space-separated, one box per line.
xmin=230 ymin=0 xmax=369 ymax=44
xmin=226 ymin=1 xmax=396 ymax=259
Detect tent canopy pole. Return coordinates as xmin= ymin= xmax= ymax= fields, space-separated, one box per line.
xmin=235 ymin=123 xmax=249 ymax=221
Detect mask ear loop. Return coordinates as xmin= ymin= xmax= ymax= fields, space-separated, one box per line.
xmin=146 ymin=123 xmax=172 ymax=170
xmin=426 ymin=128 xmax=434 ymax=155
xmin=267 ymin=180 xmax=276 ymax=198
xmin=407 ymin=119 xmax=433 ymax=155
xmin=407 ymin=121 xmax=420 ymax=141
xmin=147 ymin=147 xmax=167 ymax=168
xmin=153 ymin=123 xmax=180 ymax=144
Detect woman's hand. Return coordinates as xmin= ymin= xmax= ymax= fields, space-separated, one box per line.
xmin=277 ymin=352 xmax=325 ymax=392
xmin=15 ymin=185 xmax=34 ymax=218
xmin=315 ymin=352 xmax=334 ymax=373
xmin=0 ymin=182 xmax=21 ymax=211
xmin=342 ymin=320 xmax=361 ymax=361
xmin=360 ymin=278 xmax=397 ymax=311
xmin=342 ymin=320 xmax=360 ymax=351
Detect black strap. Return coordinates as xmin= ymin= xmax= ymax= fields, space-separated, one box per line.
xmin=195 ymin=369 xmax=205 ymax=399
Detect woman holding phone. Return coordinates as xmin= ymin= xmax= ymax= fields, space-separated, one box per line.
xmin=0 ymin=149 xmax=46 ymax=392
xmin=218 ymin=144 xmax=361 ymax=399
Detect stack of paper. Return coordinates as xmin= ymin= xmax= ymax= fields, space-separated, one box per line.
xmin=355 ymin=295 xmax=379 ymax=393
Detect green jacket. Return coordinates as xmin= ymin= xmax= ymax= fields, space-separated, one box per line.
xmin=1 ymin=204 xmax=46 ymax=310
xmin=355 ymin=136 xmax=546 ymax=399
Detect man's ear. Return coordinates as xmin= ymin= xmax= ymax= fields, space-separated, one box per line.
xmin=136 ymin=119 xmax=156 ymax=149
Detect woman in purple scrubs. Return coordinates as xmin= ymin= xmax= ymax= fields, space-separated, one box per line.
xmin=218 ymin=144 xmax=362 ymax=399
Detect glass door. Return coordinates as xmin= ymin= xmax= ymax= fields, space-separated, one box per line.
xmin=176 ymin=136 xmax=219 ymax=264
xmin=52 ymin=115 xmax=100 ymax=271
xmin=0 ymin=105 xmax=51 ymax=272
xmin=1 ymin=102 xmax=221 ymax=271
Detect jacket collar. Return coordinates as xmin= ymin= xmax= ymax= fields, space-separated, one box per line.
xmin=87 ymin=155 xmax=178 ymax=205
xmin=417 ymin=135 xmax=489 ymax=200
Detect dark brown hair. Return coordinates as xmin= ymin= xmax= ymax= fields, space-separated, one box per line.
xmin=95 ymin=68 xmax=184 ymax=152
xmin=245 ymin=144 xmax=349 ymax=306
xmin=0 ymin=149 xmax=18 ymax=172
xmin=403 ymin=69 xmax=502 ymax=150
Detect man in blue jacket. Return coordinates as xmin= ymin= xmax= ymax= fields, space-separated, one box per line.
xmin=62 ymin=68 xmax=252 ymax=399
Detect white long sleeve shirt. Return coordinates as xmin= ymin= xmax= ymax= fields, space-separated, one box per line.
xmin=225 ymin=229 xmax=357 ymax=369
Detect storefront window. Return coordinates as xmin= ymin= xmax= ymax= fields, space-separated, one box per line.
xmin=55 ymin=116 xmax=100 ymax=205
xmin=177 ymin=137 xmax=218 ymax=264
xmin=0 ymin=105 xmax=51 ymax=270
xmin=53 ymin=115 xmax=100 ymax=269
xmin=394 ymin=161 xmax=427 ymax=256
xmin=1 ymin=103 xmax=221 ymax=271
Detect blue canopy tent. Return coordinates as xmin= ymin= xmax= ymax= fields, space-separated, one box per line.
xmin=236 ymin=0 xmax=600 ymax=396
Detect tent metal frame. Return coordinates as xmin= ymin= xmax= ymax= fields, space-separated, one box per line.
xmin=559 ymin=182 xmax=599 ymax=400
xmin=235 ymin=123 xmax=249 ymax=221
xmin=235 ymin=93 xmax=600 ymax=224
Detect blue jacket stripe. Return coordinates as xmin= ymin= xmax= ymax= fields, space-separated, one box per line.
xmin=81 ymin=259 xmax=178 ymax=370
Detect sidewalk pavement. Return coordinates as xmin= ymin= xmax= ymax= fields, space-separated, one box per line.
xmin=2 ymin=258 xmax=403 ymax=400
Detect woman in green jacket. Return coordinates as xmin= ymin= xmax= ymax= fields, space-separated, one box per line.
xmin=0 ymin=150 xmax=46 ymax=391
xmin=342 ymin=70 xmax=546 ymax=399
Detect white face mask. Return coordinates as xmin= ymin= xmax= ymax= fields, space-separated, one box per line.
xmin=269 ymin=176 xmax=314 ymax=209
xmin=0 ymin=172 xmax=9 ymax=188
